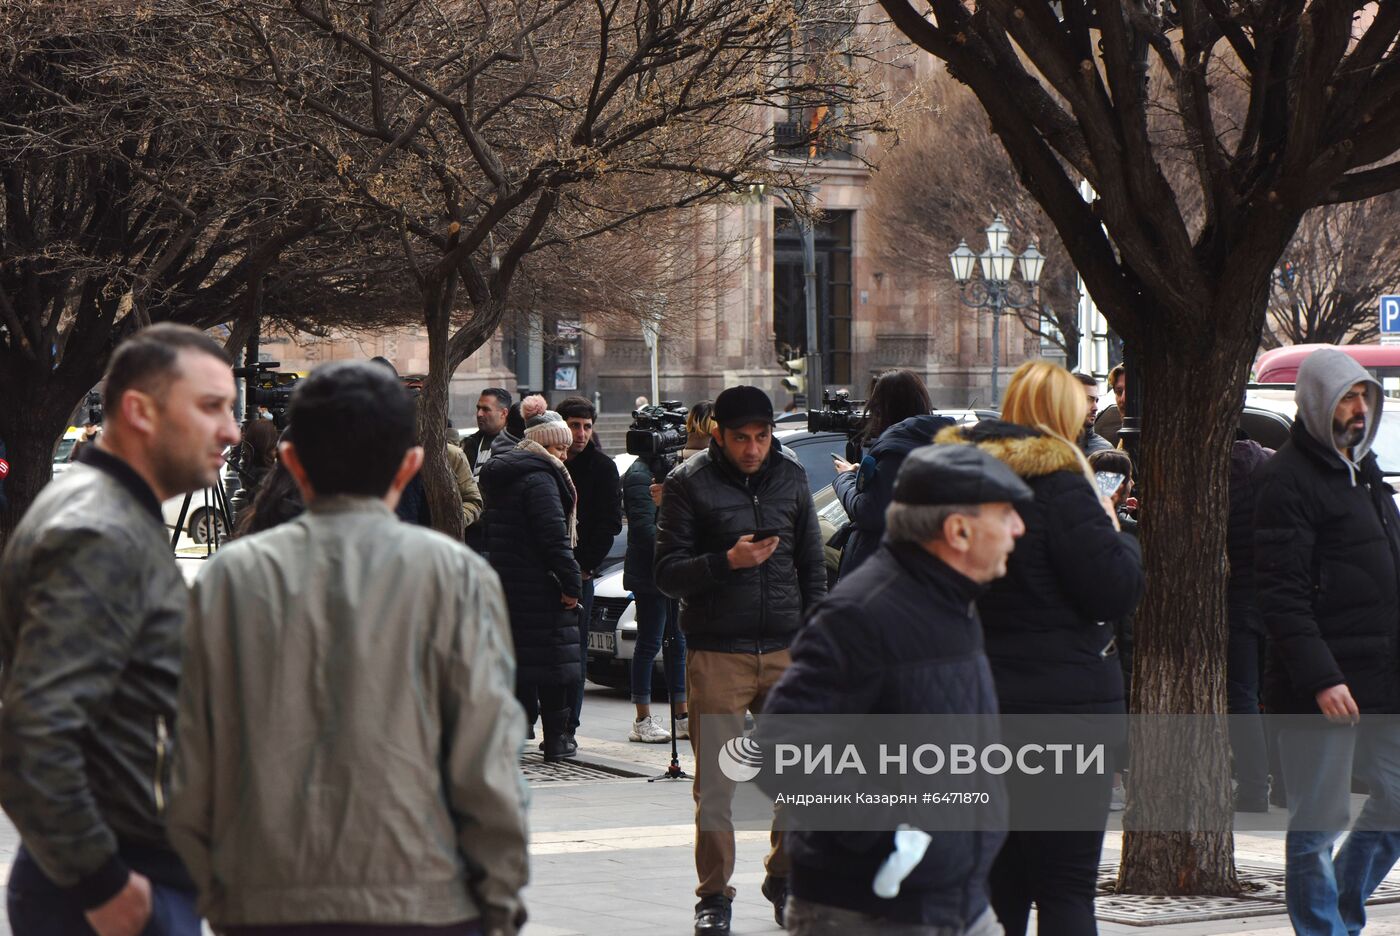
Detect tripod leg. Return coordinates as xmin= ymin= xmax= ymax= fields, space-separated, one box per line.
xmin=170 ymin=493 xmax=193 ymax=552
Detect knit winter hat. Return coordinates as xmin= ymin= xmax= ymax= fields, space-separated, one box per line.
xmin=524 ymin=410 xmax=572 ymax=449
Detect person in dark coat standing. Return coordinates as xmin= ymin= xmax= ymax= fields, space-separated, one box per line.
xmin=1255 ymin=348 xmax=1400 ymax=934
xmin=479 ymin=410 xmax=583 ymax=762
xmin=1226 ymin=436 xmax=1273 ymax=812
xmin=937 ymin=361 xmax=1142 ymax=936
xmin=654 ymin=386 xmax=827 ymax=935
xmin=622 ymin=457 xmax=686 ymax=744
xmin=760 ymin=444 xmax=1030 ymax=936
xmin=831 ymin=369 xmax=952 ymax=580
xmin=557 ymin=396 xmax=623 ymax=739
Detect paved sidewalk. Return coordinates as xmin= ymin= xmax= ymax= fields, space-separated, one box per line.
xmin=4 ymin=673 xmax=1400 ymax=933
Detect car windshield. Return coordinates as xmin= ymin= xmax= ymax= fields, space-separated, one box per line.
xmin=53 ymin=438 xmax=76 ymax=463
xmin=1372 ymin=409 xmax=1400 ymax=474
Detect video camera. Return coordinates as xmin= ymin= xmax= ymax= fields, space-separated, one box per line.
xmin=627 ymin=401 xmax=689 ymax=482
xmin=807 ymin=388 xmax=868 ymax=437
xmin=232 ymin=360 xmax=299 ymax=430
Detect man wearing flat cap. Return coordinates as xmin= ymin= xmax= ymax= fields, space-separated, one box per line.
xmin=760 ymin=445 xmax=1031 ymax=936
xmin=655 ymin=385 xmax=827 ymax=935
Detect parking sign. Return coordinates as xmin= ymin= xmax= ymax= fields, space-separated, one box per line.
xmin=1383 ymin=295 xmax=1400 ymax=334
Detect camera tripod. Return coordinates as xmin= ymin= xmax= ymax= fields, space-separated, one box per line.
xmin=170 ymin=479 xmax=233 ymax=557
xmin=649 ymin=622 xmax=691 ymax=783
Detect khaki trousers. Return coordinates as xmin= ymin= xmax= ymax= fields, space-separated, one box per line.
xmin=687 ymin=647 xmax=792 ymax=899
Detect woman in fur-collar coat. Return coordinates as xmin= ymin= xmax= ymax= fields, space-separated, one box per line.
xmin=937 ymin=361 xmax=1143 ymax=936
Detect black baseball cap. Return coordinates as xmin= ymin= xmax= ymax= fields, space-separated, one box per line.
xmin=893 ymin=444 xmax=1033 ymax=506
xmin=713 ymin=385 xmax=775 ymax=430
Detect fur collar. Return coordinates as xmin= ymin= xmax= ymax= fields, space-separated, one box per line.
xmin=934 ymin=421 xmax=1084 ymax=479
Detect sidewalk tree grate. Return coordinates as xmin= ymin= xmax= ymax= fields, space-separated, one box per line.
xmin=519 ymin=752 xmax=646 ymax=784
xmin=1095 ymin=862 xmax=1400 ymax=926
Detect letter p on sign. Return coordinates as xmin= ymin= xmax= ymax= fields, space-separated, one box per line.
xmin=1383 ymin=295 xmax=1400 ymax=335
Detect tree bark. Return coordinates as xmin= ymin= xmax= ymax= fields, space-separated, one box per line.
xmin=419 ymin=281 xmax=464 ymax=542
xmin=0 ymin=380 xmax=87 ymax=551
xmin=1115 ymin=288 xmax=1267 ymax=895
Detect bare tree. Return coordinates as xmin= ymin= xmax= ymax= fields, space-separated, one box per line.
xmin=0 ymin=4 xmax=334 ymax=542
xmin=1266 ymin=193 xmax=1400 ymax=347
xmin=212 ymin=0 xmax=887 ymax=537
xmin=873 ymin=0 xmax=1400 ymax=894
xmin=865 ymin=66 xmax=1081 ymax=366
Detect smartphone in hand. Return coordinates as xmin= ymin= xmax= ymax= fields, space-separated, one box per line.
xmin=751 ymin=528 xmax=782 ymax=541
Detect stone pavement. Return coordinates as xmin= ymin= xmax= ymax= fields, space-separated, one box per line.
xmin=5 ymin=645 xmax=1400 ymax=934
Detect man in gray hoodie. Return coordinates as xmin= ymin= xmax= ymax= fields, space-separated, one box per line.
xmin=1255 ymin=348 xmax=1400 ymax=935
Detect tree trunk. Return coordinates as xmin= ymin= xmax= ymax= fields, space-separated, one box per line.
xmin=419 ymin=283 xmax=464 ymax=542
xmin=0 ymin=383 xmax=84 ymax=551
xmin=1115 ymin=299 xmax=1263 ymax=895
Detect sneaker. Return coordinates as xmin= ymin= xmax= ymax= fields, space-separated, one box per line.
xmin=761 ymin=874 xmax=788 ymax=927
xmin=1234 ymin=790 xmax=1270 ymax=813
xmin=1109 ymin=782 xmax=1126 ymax=812
xmin=693 ymin=895 xmax=732 ymax=935
xmin=630 ymin=715 xmax=672 ymax=744
xmin=675 ymin=715 xmax=689 ymax=740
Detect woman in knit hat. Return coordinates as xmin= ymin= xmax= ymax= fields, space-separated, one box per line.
xmin=478 ymin=409 xmax=583 ymax=761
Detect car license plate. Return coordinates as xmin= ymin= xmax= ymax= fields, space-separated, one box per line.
xmin=588 ymin=632 xmax=616 ymax=654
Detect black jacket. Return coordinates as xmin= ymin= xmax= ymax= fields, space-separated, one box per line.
xmin=1255 ymin=421 xmax=1400 ymax=714
xmin=654 ymin=438 xmax=827 ymax=647
xmin=937 ymin=421 xmax=1143 ymax=714
xmin=759 ymin=541 xmax=1003 ymax=927
xmin=565 ymin=439 xmax=622 ymax=576
xmin=832 ymin=414 xmax=954 ymax=579
xmin=479 ymin=443 xmax=582 ymax=686
xmin=1228 ymin=440 xmax=1272 ymax=629
xmin=462 ymin=429 xmax=497 ymax=471
xmin=622 ymin=459 xmax=660 ymax=594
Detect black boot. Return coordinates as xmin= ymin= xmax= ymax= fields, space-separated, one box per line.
xmin=761 ymin=874 xmax=787 ymax=926
xmin=542 ymin=708 xmax=576 ymax=763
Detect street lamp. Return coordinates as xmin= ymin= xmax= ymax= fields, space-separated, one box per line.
xmin=948 ymin=216 xmax=1044 ymax=403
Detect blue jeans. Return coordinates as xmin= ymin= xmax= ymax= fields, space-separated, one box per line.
xmin=568 ymin=577 xmax=595 ymax=731
xmin=7 ymin=846 xmax=200 ymax=935
xmin=1278 ymin=721 xmax=1400 ymax=935
xmin=630 ymin=592 xmax=685 ymax=705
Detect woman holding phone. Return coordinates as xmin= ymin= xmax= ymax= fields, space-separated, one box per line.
xmin=936 ymin=361 xmax=1144 ymax=936
xmin=831 ymin=370 xmax=953 ymax=579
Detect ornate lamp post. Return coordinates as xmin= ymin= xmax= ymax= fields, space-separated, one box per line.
xmin=949 ymin=215 xmax=1045 ymax=403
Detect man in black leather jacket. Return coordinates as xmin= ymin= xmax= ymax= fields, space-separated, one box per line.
xmin=654 ymin=385 xmax=825 ymax=936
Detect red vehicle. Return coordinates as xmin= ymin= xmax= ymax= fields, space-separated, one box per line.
xmin=1255 ymin=343 xmax=1400 ymax=386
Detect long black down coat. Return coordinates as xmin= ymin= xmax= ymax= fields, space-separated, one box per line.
xmin=936 ymin=421 xmax=1144 ymax=714
xmin=479 ymin=442 xmax=582 ymax=686
xmin=1255 ymin=420 xmax=1400 ymax=714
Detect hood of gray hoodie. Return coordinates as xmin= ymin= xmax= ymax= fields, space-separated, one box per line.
xmin=1295 ymin=348 xmax=1382 ymax=483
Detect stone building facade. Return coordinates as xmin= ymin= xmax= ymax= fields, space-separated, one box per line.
xmin=262 ymin=58 xmax=1050 ymax=422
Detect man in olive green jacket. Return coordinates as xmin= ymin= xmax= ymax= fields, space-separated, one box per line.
xmin=169 ymin=361 xmax=528 ymax=936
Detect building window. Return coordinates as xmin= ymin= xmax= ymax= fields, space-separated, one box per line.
xmin=774 ymin=208 xmax=854 ymax=392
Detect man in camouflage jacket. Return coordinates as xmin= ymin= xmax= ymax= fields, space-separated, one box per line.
xmin=0 ymin=325 xmax=238 ymax=936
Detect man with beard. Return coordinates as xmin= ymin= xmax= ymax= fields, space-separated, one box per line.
xmin=1256 ymin=347 xmax=1400 ymax=934
xmin=1072 ymin=372 xmax=1112 ymax=455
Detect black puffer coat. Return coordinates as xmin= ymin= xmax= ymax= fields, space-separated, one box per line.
xmin=832 ymin=414 xmax=954 ymax=578
xmin=1227 ymin=440 xmax=1272 ymax=629
xmin=622 ymin=459 xmax=660 ymax=595
xmin=758 ymin=541 xmax=1003 ymax=928
xmin=654 ymin=438 xmax=826 ymax=647
xmin=936 ymin=421 xmax=1143 ymax=714
xmin=479 ymin=442 xmax=582 ymax=686
xmin=1255 ymin=420 xmax=1400 ymax=714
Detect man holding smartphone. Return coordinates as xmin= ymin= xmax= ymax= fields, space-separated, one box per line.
xmin=655 ymin=385 xmax=827 ymax=936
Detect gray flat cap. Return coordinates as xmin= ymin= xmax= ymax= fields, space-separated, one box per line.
xmin=893 ymin=444 xmax=1034 ymax=506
